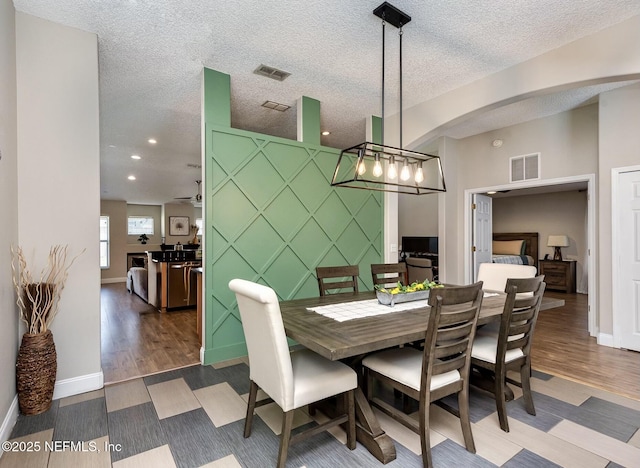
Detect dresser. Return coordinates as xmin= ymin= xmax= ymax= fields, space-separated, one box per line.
xmin=539 ymin=259 xmax=576 ymax=293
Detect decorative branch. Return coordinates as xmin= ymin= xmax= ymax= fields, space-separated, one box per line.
xmin=11 ymin=245 xmax=85 ymax=335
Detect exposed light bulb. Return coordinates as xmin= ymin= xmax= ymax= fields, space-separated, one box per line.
xmin=356 ymin=148 xmax=366 ymax=176
xmin=400 ymin=158 xmax=411 ymax=181
xmin=357 ymin=160 xmax=366 ymax=175
xmin=387 ymin=156 xmax=397 ymax=179
xmin=372 ymin=153 xmax=383 ymax=177
xmin=415 ymin=163 xmax=424 ymax=183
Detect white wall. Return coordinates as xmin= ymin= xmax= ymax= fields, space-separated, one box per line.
xmin=0 ymin=0 xmax=19 ymax=440
xmin=16 ymin=13 xmax=101 ymax=391
xmin=598 ymin=83 xmax=640 ymax=334
xmin=398 ymin=194 xmax=438 ymax=241
xmin=441 ymin=104 xmax=599 ymax=286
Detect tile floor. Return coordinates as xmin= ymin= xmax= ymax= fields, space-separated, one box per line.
xmin=1 ymin=358 xmax=639 ymax=468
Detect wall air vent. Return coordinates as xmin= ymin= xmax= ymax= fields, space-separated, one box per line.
xmin=261 ymin=100 xmax=290 ymax=112
xmin=510 ymin=152 xmax=540 ymax=183
xmin=254 ymin=64 xmax=291 ymax=81
xmin=186 ymin=163 xmax=202 ymax=169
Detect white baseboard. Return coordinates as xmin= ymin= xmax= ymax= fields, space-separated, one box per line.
xmin=101 ymin=277 xmax=126 ymax=284
xmin=52 ymin=371 xmax=104 ymax=400
xmin=597 ymin=333 xmax=614 ymax=347
xmin=0 ymin=395 xmax=19 ymax=446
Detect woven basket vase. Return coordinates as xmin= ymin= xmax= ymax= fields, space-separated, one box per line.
xmin=16 ymin=330 xmax=57 ymax=415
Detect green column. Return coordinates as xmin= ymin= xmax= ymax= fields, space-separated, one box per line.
xmin=203 ymin=68 xmax=231 ymax=128
xmin=297 ymin=96 xmax=321 ymax=145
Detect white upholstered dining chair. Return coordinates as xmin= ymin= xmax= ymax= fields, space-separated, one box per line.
xmin=471 ymin=275 xmax=546 ymax=432
xmin=362 ymin=282 xmax=484 ymax=468
xmin=477 ymin=263 xmax=536 ymax=292
xmin=228 ymin=279 xmax=357 ymax=468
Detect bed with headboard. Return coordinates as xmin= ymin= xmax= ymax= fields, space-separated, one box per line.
xmin=492 ymin=232 xmax=539 ymax=271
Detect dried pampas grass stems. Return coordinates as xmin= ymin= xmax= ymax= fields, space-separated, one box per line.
xmin=11 ymin=245 xmax=84 ymax=335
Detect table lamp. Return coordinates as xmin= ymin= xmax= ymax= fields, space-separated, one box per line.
xmin=547 ymin=235 xmax=569 ymax=261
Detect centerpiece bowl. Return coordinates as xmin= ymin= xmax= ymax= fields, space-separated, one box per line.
xmin=375 ymin=280 xmax=444 ymax=307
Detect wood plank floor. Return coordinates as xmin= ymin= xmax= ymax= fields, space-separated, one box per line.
xmin=101 ymin=283 xmax=200 ymax=384
xmin=532 ymin=291 xmax=640 ymax=401
xmin=101 ymin=284 xmax=640 ymax=401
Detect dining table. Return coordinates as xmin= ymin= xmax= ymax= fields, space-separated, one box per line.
xmin=279 ymin=290 xmax=563 ymax=464
xmin=279 ymin=290 xmax=497 ymax=463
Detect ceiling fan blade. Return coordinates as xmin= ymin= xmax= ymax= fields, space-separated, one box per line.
xmin=174 ymin=196 xmax=193 ymax=200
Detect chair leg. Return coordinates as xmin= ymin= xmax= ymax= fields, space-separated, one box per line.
xmin=520 ymin=362 xmax=536 ymax=416
xmin=277 ymin=410 xmax=295 ymax=468
xmin=418 ymin=399 xmax=433 ymax=468
xmin=244 ymin=380 xmax=258 ymax=438
xmin=457 ymin=389 xmax=476 ymax=453
xmin=495 ymin=370 xmax=509 ymax=432
xmin=346 ymin=390 xmax=356 ymax=450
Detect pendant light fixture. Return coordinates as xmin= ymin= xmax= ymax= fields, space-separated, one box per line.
xmin=331 ymin=2 xmax=446 ymax=195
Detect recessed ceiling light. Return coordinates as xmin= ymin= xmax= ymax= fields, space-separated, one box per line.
xmin=108 ymin=144 xmax=116 ymax=148
xmin=487 ymin=191 xmax=497 ymax=195
xmin=128 ymin=175 xmax=136 ymax=180
xmin=148 ymin=138 xmax=157 ymax=144
xmin=322 ymin=131 xmax=331 ymax=136
xmin=131 ymin=154 xmax=141 ymax=160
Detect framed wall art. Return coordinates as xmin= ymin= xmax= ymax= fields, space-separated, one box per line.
xmin=169 ymin=216 xmax=190 ymax=236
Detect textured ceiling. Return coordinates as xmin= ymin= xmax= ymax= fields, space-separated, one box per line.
xmin=13 ymin=0 xmax=640 ymax=204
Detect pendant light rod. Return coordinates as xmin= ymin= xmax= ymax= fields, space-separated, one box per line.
xmin=399 ymin=25 xmax=403 ymax=149
xmin=381 ymin=17 xmax=385 ymax=146
xmin=374 ymin=2 xmax=410 ymax=147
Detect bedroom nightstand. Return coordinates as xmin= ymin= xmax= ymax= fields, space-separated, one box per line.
xmin=539 ymin=259 xmax=576 ymax=293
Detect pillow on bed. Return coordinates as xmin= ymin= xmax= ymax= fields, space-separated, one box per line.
xmin=492 ymin=240 xmax=525 ymax=255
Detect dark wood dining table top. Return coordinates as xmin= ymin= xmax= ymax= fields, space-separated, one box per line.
xmin=280 ymin=291 xmax=507 ymax=361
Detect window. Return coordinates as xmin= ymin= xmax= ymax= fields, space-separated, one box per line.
xmin=100 ymin=216 xmax=109 ymax=268
xmin=195 ymin=218 xmax=203 ymax=235
xmin=128 ymin=216 xmax=154 ymax=235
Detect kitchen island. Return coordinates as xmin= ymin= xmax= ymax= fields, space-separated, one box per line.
xmin=147 ymin=250 xmax=201 ymax=312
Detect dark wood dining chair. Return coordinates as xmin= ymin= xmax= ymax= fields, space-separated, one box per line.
xmin=471 ymin=275 xmax=546 ymax=432
xmin=370 ymin=263 xmax=408 ymax=288
xmin=316 ymin=265 xmax=359 ymax=296
xmin=362 ymin=282 xmax=484 ymax=468
xmin=229 ymin=279 xmax=357 ymax=468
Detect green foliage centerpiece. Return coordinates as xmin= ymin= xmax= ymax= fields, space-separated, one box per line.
xmin=375 ymin=279 xmax=444 ymax=307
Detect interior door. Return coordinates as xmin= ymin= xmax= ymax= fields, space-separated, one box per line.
xmin=472 ymin=193 xmax=492 ymax=281
xmin=616 ymin=170 xmax=640 ymax=351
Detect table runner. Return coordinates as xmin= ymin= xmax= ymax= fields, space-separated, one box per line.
xmin=307 ymin=292 xmax=500 ymax=322
xmin=307 ymin=298 xmax=428 ymax=322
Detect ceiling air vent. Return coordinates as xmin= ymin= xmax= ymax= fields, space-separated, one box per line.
xmin=510 ymin=152 xmax=540 ymax=183
xmin=261 ymin=100 xmax=290 ymax=112
xmin=254 ymin=64 xmax=291 ymax=81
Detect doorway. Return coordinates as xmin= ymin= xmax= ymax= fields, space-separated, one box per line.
xmin=612 ymin=166 xmax=640 ymax=351
xmin=463 ymin=174 xmax=596 ymax=336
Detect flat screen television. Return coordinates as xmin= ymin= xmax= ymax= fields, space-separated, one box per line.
xmin=401 ymin=236 xmax=438 ymax=255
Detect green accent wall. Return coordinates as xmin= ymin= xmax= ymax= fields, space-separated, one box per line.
xmin=202 ymin=70 xmax=384 ymax=364
xmin=299 ymin=96 xmax=321 ymax=145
